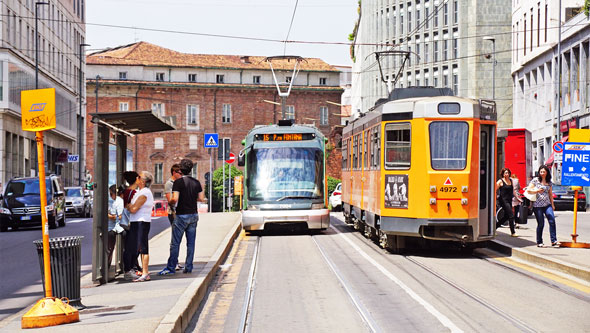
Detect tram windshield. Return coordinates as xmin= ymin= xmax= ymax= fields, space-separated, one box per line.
xmin=247 ymin=147 xmax=324 ymax=201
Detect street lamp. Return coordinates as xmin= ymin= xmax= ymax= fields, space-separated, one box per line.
xmin=79 ymin=43 xmax=90 ymax=186
xmin=35 ymin=2 xmax=49 ymax=88
xmin=483 ymin=36 xmax=496 ymax=100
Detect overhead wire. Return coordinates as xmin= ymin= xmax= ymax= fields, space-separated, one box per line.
xmin=283 ymin=0 xmax=300 ymax=55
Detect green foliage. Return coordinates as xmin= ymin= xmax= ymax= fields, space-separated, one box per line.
xmin=210 ymin=164 xmax=243 ymax=212
xmin=327 ymin=176 xmax=341 ymax=195
xmin=585 ymin=0 xmax=590 ymax=16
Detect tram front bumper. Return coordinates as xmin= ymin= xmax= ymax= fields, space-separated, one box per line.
xmin=242 ymin=209 xmax=330 ymax=231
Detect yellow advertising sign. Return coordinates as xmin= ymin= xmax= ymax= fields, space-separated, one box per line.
xmin=569 ymin=128 xmax=590 ymax=143
xmin=234 ymin=175 xmax=243 ymax=195
xmin=21 ymin=88 xmax=56 ymax=132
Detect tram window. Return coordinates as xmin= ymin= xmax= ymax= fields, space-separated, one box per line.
xmin=384 ymin=123 xmax=411 ymax=169
xmin=342 ymin=139 xmax=348 ymax=169
xmin=429 ymin=121 xmax=468 ymax=170
xmin=370 ymin=129 xmax=375 ymax=168
xmin=353 ymin=135 xmax=358 ymax=169
xmin=364 ymin=131 xmax=368 ymax=169
xmin=438 ymin=103 xmax=461 ymax=115
xmin=375 ymin=128 xmax=381 ymax=168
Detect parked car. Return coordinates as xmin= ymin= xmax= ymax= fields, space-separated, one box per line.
xmin=0 ymin=175 xmax=66 ymax=232
xmin=329 ymin=183 xmax=342 ymax=211
xmin=552 ymin=184 xmax=587 ymax=211
xmin=65 ymin=186 xmax=92 ymax=217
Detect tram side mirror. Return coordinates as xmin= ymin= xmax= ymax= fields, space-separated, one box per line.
xmin=238 ymin=153 xmax=245 ymax=167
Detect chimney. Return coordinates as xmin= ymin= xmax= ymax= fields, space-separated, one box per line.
xmin=240 ymin=56 xmax=251 ymax=64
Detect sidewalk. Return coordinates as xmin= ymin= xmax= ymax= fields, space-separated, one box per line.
xmin=486 ymin=211 xmax=590 ymax=284
xmin=0 ymin=212 xmax=242 ymax=333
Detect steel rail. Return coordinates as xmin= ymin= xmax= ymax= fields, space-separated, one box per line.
xmin=239 ymin=236 xmax=261 ymax=333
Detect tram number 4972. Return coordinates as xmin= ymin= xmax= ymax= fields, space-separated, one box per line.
xmin=440 ymin=186 xmax=457 ymax=193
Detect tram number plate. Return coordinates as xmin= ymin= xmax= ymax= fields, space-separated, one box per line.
xmin=440 ymin=186 xmax=457 ymax=193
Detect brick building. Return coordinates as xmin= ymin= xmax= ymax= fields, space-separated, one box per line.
xmin=86 ymin=42 xmax=343 ymax=198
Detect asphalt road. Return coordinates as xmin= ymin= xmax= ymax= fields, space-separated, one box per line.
xmin=190 ymin=213 xmax=590 ymax=332
xmin=0 ymin=215 xmax=170 ymax=321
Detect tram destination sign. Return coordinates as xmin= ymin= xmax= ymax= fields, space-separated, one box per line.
xmin=561 ymin=142 xmax=590 ymax=186
xmin=254 ymin=133 xmax=315 ymax=142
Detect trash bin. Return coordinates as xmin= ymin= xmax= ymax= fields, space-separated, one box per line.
xmin=34 ymin=236 xmax=85 ymax=309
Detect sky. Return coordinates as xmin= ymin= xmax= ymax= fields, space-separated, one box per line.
xmin=86 ymin=0 xmax=359 ymax=66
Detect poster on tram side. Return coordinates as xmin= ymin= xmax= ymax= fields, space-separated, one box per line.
xmin=384 ymin=174 xmax=408 ymax=209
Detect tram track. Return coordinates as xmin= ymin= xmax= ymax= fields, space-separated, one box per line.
xmin=330 ymin=214 xmax=541 ymax=332
xmin=238 ymin=236 xmax=261 ymax=333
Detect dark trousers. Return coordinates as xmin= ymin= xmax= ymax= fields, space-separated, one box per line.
xmin=496 ymin=200 xmax=516 ymax=234
xmin=123 ymin=222 xmax=139 ymax=272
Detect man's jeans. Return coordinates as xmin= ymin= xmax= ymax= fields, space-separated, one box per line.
xmin=166 ymin=213 xmax=198 ymax=272
xmin=533 ymin=205 xmax=556 ymax=245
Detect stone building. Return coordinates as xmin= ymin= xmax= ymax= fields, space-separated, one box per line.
xmin=350 ymin=0 xmax=513 ymax=128
xmin=0 ymin=0 xmax=86 ymax=186
xmin=86 ymin=42 xmax=343 ymax=198
xmin=511 ymin=1 xmax=589 ymax=191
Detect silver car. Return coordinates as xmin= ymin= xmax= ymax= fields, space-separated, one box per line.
xmin=65 ymin=187 xmax=91 ymax=217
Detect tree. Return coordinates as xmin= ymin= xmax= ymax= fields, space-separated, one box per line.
xmin=210 ymin=164 xmax=243 ymax=212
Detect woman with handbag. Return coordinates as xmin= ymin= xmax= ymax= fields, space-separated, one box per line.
xmin=511 ymin=173 xmax=524 ymax=226
xmin=495 ymin=168 xmax=518 ymax=237
xmin=527 ymin=165 xmax=559 ymax=248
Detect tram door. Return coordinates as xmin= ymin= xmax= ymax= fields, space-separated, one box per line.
xmin=479 ymin=125 xmax=495 ymax=237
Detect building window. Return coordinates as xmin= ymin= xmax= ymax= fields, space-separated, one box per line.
xmin=189 ymin=135 xmax=198 ymax=150
xmin=453 ymin=38 xmax=458 ymax=58
xmin=155 ymin=137 xmax=164 ymax=149
xmin=453 ymin=0 xmax=458 ymax=24
xmin=424 ymin=43 xmax=429 ymax=63
xmin=216 ymin=74 xmax=224 ymax=83
xmin=453 ymin=73 xmax=458 ymax=96
xmin=187 ymin=104 xmax=198 ymax=126
xmin=443 ymin=39 xmax=448 ymax=61
xmin=119 ymin=71 xmax=127 ymax=80
xmin=524 ymin=15 xmax=527 ymax=56
xmin=191 ymin=164 xmax=198 ymax=179
xmin=222 ymin=104 xmax=231 ymax=123
xmin=253 ymin=75 xmax=261 ymax=84
xmin=443 ymin=2 xmax=448 ymax=25
xmin=119 ymin=102 xmax=129 ymax=111
xmin=285 ymin=105 xmax=295 ymax=120
xmin=154 ymin=163 xmax=163 ymax=184
xmin=152 ymin=103 xmax=165 ymax=117
xmin=320 ymin=106 xmax=328 ymax=126
xmin=188 ymin=74 xmax=196 ymax=82
xmin=156 ymin=72 xmax=165 ymax=81
xmin=434 ymin=40 xmax=439 ymax=62
xmin=319 ymin=77 xmax=327 ymax=85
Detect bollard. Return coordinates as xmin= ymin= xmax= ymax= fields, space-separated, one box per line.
xmin=34 ymin=236 xmax=86 ymax=309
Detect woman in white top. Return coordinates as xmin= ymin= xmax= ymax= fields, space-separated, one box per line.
xmin=127 ymin=171 xmax=154 ymax=282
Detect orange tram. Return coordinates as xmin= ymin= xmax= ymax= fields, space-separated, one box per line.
xmin=342 ymin=87 xmax=497 ymax=253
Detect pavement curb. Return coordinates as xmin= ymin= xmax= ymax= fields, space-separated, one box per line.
xmin=155 ymin=215 xmax=242 ymax=333
xmin=488 ymin=239 xmax=590 ymax=283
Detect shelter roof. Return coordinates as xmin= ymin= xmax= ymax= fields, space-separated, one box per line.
xmin=90 ymin=110 xmax=176 ymax=135
xmin=87 ymin=42 xmax=339 ymax=72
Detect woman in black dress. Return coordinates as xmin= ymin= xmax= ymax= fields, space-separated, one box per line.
xmin=495 ymin=168 xmax=518 ymax=237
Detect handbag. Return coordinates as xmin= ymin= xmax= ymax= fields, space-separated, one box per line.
xmin=523 ymin=188 xmax=537 ymax=202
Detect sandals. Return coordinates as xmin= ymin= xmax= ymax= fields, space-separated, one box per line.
xmin=133 ymin=274 xmax=151 ymax=282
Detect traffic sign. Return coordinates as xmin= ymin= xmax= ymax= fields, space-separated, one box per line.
xmin=67 ymin=154 xmax=79 ymax=163
xmin=226 ymin=152 xmax=235 ymax=164
xmin=561 ymin=142 xmax=590 ymax=186
xmin=20 ymin=88 xmax=56 ymax=132
xmin=553 ymin=141 xmax=564 ymax=153
xmin=204 ymin=133 xmax=219 ymax=148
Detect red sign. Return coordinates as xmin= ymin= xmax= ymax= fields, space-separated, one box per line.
xmin=225 ymin=152 xmax=235 ymax=164
xmin=443 ymin=177 xmax=453 ymax=186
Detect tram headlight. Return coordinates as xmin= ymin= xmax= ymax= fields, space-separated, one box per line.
xmin=461 ymin=198 xmax=468 ymax=205
xmin=247 ymin=205 xmax=259 ymax=210
xmin=429 ymin=198 xmax=437 ymax=205
xmin=429 ymin=186 xmax=437 ymax=193
xmin=462 ymin=186 xmax=468 ymax=193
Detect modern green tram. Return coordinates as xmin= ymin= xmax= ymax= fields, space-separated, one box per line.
xmin=238 ymin=120 xmax=330 ymax=231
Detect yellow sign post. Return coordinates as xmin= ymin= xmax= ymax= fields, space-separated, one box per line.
xmin=20 ymin=88 xmax=79 ymax=328
xmin=234 ymin=175 xmax=243 ymax=210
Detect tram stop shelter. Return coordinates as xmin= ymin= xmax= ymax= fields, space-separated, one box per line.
xmin=90 ymin=110 xmax=176 ymax=285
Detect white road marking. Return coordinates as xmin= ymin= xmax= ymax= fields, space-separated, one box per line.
xmin=331 ymin=226 xmax=464 ymax=333
xmin=66 ymin=218 xmax=89 ymax=224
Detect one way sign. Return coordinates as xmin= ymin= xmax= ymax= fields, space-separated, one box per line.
xmin=204 ymin=133 xmax=219 ymax=148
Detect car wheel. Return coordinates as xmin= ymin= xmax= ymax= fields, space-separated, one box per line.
xmin=49 ymin=217 xmax=57 ymax=229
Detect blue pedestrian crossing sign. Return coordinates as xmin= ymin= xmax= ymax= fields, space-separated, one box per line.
xmin=561 ymin=142 xmax=590 ymax=186
xmin=204 ymin=133 xmax=219 ymax=148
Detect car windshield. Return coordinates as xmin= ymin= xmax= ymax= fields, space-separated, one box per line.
xmin=247 ymin=147 xmax=324 ymax=201
xmin=5 ymin=179 xmax=51 ymax=196
xmin=552 ymin=185 xmax=570 ymax=192
xmin=66 ymin=189 xmax=83 ymax=197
